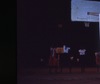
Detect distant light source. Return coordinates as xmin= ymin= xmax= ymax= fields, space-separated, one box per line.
xmin=70 ymin=57 xmax=74 ymax=60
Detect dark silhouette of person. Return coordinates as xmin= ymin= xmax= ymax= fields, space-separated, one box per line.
xmin=78 ymin=48 xmax=86 ymax=73
xmin=49 ymin=47 xmax=58 ymax=73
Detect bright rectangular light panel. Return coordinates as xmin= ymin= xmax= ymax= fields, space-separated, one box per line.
xmin=71 ymin=0 xmax=100 ymax=22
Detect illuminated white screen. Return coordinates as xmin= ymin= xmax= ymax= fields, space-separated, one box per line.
xmin=71 ymin=0 xmax=100 ymax=22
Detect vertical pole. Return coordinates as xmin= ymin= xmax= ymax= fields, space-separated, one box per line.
xmin=99 ymin=14 xmax=100 ymax=51
xmin=98 ymin=14 xmax=100 ymax=72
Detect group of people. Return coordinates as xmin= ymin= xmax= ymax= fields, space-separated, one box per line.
xmin=48 ymin=45 xmax=88 ymax=73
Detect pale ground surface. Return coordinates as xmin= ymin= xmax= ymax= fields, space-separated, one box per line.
xmin=18 ymin=67 xmax=100 ymax=84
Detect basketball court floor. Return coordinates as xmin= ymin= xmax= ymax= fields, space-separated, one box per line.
xmin=18 ymin=67 xmax=100 ymax=84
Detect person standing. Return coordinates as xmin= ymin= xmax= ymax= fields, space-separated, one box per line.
xmin=95 ymin=52 xmax=100 ymax=72
xmin=49 ymin=47 xmax=58 ymax=73
xmin=60 ymin=45 xmax=71 ymax=72
xmin=78 ymin=48 xmax=86 ymax=73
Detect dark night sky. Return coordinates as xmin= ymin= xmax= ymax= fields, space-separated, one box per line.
xmin=17 ymin=0 xmax=99 ymax=68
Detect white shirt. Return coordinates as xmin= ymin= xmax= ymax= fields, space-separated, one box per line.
xmin=79 ymin=49 xmax=86 ymax=55
xmin=63 ymin=45 xmax=70 ymax=53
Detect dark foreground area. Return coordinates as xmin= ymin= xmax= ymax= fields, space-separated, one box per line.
xmin=18 ymin=67 xmax=100 ymax=84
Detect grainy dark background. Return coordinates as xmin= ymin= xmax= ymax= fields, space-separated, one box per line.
xmin=17 ymin=0 xmax=99 ymax=68
xmin=0 ymin=0 xmax=100 ymax=83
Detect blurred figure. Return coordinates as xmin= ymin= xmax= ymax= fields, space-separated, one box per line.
xmin=78 ymin=48 xmax=86 ymax=73
xmin=69 ymin=55 xmax=74 ymax=73
xmin=95 ymin=52 xmax=100 ymax=72
xmin=63 ymin=45 xmax=70 ymax=53
xmin=55 ymin=47 xmax=63 ymax=72
xmin=60 ymin=45 xmax=71 ymax=72
xmin=49 ymin=47 xmax=58 ymax=73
